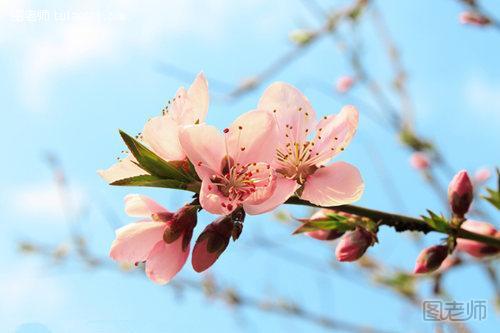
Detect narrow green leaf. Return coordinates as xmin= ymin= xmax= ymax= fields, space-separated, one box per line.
xmin=119 ymin=130 xmax=190 ymax=181
xmin=481 ymin=168 xmax=500 ymax=210
xmin=421 ymin=210 xmax=450 ymax=233
xmin=111 ymin=175 xmax=189 ymax=190
xmin=293 ymin=214 xmax=354 ymax=234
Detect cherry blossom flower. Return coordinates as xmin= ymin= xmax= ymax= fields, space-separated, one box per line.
xmin=245 ymin=83 xmax=364 ymax=214
xmin=109 ymin=195 xmax=196 ymax=284
xmin=456 ymin=220 xmax=499 ymax=258
xmin=335 ymin=75 xmax=355 ymax=93
xmin=99 ymin=72 xmax=209 ymax=183
xmin=409 ymin=152 xmax=430 ymax=170
xmin=179 ymin=110 xmax=279 ymax=215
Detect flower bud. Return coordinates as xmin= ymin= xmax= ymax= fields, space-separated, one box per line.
xmin=192 ymin=215 xmax=235 ymax=273
xmin=335 ymin=76 xmax=355 ymax=93
xmin=289 ymin=29 xmax=316 ymax=45
xmin=409 ymin=152 xmax=430 ymax=170
xmin=413 ymin=245 xmax=448 ymax=274
xmin=305 ymin=209 xmax=345 ymax=241
xmin=335 ymin=227 xmax=375 ymax=262
xmin=456 ymin=220 xmax=499 ymax=258
xmin=162 ymin=205 xmax=197 ymax=252
xmin=474 ymin=167 xmax=491 ymax=184
xmin=459 ymin=11 xmax=491 ymax=26
xmin=448 ymin=170 xmax=473 ymax=218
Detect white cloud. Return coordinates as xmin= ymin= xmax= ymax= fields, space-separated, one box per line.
xmin=464 ymin=75 xmax=500 ymax=116
xmin=1 ymin=0 xmax=290 ymax=112
xmin=8 ymin=181 xmax=87 ymax=221
xmin=0 ymin=262 xmax=66 ymax=318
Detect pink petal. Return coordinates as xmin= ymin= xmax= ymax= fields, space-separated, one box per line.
xmin=145 ymin=238 xmax=189 ymax=285
xmin=187 ymin=72 xmax=209 ymax=124
xmin=191 ymin=237 xmax=222 ymax=273
xmin=142 ymin=115 xmax=185 ymax=161
xmin=244 ymin=176 xmax=299 ymax=215
xmin=301 ymin=162 xmax=364 ymax=206
xmin=258 ymin=82 xmax=317 ymax=143
xmin=179 ymin=124 xmax=225 ymax=178
xmin=227 ymin=110 xmax=278 ymax=165
xmin=109 ymin=222 xmax=166 ymax=263
xmin=169 ymin=72 xmax=209 ymax=125
xmin=98 ymin=156 xmax=146 ymax=184
xmin=241 ymin=162 xmax=275 ymax=206
xmin=124 ymin=194 xmax=170 ymax=217
xmin=309 ymin=105 xmax=359 ymax=166
xmin=199 ymin=178 xmax=234 ymax=215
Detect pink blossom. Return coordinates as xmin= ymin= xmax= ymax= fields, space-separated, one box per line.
xmin=335 ymin=227 xmax=374 ymax=262
xmin=335 ymin=76 xmax=355 ymax=93
xmin=459 ymin=11 xmax=491 ymax=26
xmin=245 ymin=83 xmax=364 ymax=214
xmin=413 ymin=245 xmax=448 ymax=274
xmin=456 ymin=220 xmax=499 ymax=258
xmin=409 ymin=152 xmax=430 ymax=170
xmin=109 ymin=194 xmax=196 ymax=284
xmin=474 ymin=167 xmax=491 ymax=184
xmin=99 ymin=72 xmax=209 ymax=183
xmin=448 ymin=170 xmax=473 ymax=218
xmin=179 ymin=110 xmax=279 ymax=215
xmin=305 ymin=209 xmax=345 ymax=241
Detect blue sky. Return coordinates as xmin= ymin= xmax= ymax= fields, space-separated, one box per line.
xmin=0 ymin=0 xmax=499 ymax=332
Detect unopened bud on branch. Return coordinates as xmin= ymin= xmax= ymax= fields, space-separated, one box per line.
xmin=448 ymin=170 xmax=473 ymax=218
xmin=192 ymin=210 xmax=245 ymax=272
xmin=335 ymin=227 xmax=375 ymax=262
xmin=413 ymin=245 xmax=448 ymax=274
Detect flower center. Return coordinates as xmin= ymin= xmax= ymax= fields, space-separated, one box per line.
xmin=209 ymin=157 xmax=269 ymax=208
xmin=276 ymin=141 xmax=318 ymax=184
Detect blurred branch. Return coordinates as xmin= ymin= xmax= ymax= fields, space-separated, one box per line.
xmin=17 ymin=238 xmax=391 ymax=333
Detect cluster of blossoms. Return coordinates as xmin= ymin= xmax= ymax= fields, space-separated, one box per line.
xmin=100 ymin=73 xmax=365 ymax=284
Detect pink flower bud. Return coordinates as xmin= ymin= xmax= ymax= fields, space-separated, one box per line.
xmin=335 ymin=76 xmax=355 ymax=93
xmin=474 ymin=167 xmax=491 ymax=184
xmin=459 ymin=11 xmax=491 ymax=26
xmin=448 ymin=170 xmax=473 ymax=218
xmin=162 ymin=205 xmax=197 ymax=251
xmin=436 ymin=255 xmax=461 ymax=274
xmin=413 ymin=245 xmax=448 ymax=274
xmin=335 ymin=227 xmax=374 ymax=262
xmin=409 ymin=152 xmax=430 ymax=170
xmin=192 ymin=215 xmax=235 ymax=272
xmin=304 ymin=209 xmax=345 ymax=241
xmin=456 ymin=220 xmax=499 ymax=258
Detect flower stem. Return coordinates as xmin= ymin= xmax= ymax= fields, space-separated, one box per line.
xmin=285 ymin=197 xmax=500 ymax=249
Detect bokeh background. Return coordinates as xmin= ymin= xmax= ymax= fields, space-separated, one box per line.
xmin=0 ymin=0 xmax=499 ymax=332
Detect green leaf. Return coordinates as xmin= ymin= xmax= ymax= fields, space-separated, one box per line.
xmin=111 ymin=175 xmax=195 ymax=191
xmin=481 ymin=168 xmax=500 ymax=210
xmin=482 ymin=188 xmax=500 ymax=210
xmin=293 ymin=213 xmax=354 ymax=234
xmin=421 ymin=210 xmax=450 ymax=233
xmin=119 ymin=130 xmax=191 ymax=181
